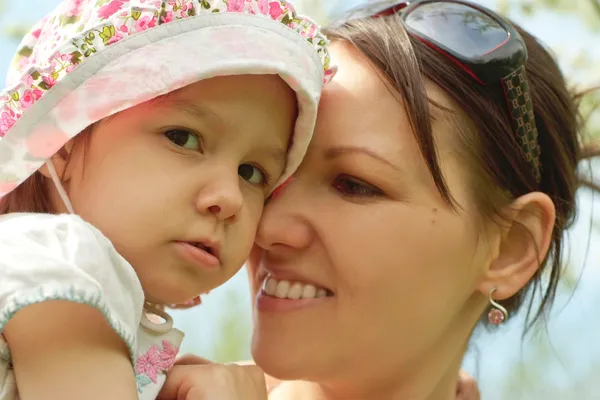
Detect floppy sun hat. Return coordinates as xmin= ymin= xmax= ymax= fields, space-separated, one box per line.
xmin=0 ymin=0 xmax=336 ymax=198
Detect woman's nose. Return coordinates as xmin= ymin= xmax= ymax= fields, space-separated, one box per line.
xmin=255 ymin=178 xmax=313 ymax=253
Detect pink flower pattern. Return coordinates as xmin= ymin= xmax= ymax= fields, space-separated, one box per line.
xmin=98 ymin=0 xmax=125 ymax=19
xmin=0 ymin=110 xmax=17 ymax=137
xmin=257 ymin=0 xmax=269 ymax=14
xmin=269 ymin=1 xmax=283 ymax=19
xmin=41 ymin=74 xmax=57 ymax=88
xmin=65 ymin=0 xmax=85 ymax=17
xmin=0 ymin=0 xmax=335 ymax=195
xmin=135 ymin=15 xmax=157 ymax=32
xmin=136 ymin=345 xmax=162 ymax=383
xmin=135 ymin=340 xmax=180 ymax=392
xmin=19 ymin=90 xmax=36 ymax=109
xmin=141 ymin=0 xmax=162 ymax=6
xmin=227 ymin=0 xmax=245 ymax=12
xmin=158 ymin=340 xmax=178 ymax=370
xmin=32 ymin=89 xmax=44 ymax=100
xmin=106 ymin=30 xmax=124 ymax=45
xmin=162 ymin=11 xmax=174 ymax=23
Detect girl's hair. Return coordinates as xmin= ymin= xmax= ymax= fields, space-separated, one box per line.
xmin=324 ymin=13 xmax=595 ymax=330
xmin=0 ymin=126 xmax=93 ymax=214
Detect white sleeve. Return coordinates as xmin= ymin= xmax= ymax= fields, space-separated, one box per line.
xmin=0 ymin=213 xmax=144 ymax=361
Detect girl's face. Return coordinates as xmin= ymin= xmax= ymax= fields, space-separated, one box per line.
xmin=56 ymin=74 xmax=297 ymax=305
xmin=249 ymin=43 xmax=496 ymax=392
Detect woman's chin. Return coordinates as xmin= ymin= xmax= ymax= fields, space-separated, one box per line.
xmin=251 ymin=328 xmax=326 ymax=381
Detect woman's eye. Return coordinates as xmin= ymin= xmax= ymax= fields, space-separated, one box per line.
xmin=164 ymin=129 xmax=201 ymax=151
xmin=333 ymin=175 xmax=383 ymax=198
xmin=239 ymin=164 xmax=268 ymax=186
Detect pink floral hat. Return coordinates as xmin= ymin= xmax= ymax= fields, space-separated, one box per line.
xmin=0 ymin=0 xmax=336 ymax=197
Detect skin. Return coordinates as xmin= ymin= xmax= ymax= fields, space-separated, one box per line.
xmin=246 ymin=42 xmax=555 ymax=400
xmin=165 ymin=355 xmax=481 ymax=399
xmin=48 ymin=74 xmax=297 ymax=305
xmin=4 ymin=74 xmax=297 ymax=400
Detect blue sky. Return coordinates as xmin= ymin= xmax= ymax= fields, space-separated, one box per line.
xmin=1 ymin=1 xmax=599 ymax=398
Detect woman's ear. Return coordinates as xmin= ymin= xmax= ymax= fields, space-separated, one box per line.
xmin=477 ymin=192 xmax=556 ymax=301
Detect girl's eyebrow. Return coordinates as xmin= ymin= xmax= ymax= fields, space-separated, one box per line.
xmin=263 ymin=147 xmax=287 ymax=164
xmin=152 ymin=97 xmax=229 ymax=129
xmin=153 ymin=97 xmax=287 ymax=163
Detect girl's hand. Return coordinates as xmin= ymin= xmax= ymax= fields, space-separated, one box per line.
xmin=158 ymin=363 xmax=268 ymax=400
xmin=174 ymin=354 xmax=283 ymax=393
xmin=456 ymin=370 xmax=480 ymax=400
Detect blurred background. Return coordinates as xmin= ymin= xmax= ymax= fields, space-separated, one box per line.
xmin=1 ymin=1 xmax=599 ymax=398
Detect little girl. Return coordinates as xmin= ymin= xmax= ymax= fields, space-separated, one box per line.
xmin=0 ymin=0 xmax=335 ymax=399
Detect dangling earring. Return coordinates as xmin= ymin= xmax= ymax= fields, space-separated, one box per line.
xmin=487 ymin=287 xmax=508 ymax=325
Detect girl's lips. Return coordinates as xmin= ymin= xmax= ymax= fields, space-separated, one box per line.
xmin=174 ymin=241 xmax=220 ymax=270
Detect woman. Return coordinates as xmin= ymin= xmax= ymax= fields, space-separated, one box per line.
xmin=165 ymin=1 xmax=587 ymax=398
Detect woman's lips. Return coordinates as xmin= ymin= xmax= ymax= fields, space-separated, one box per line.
xmin=255 ymin=275 xmax=334 ymax=312
xmin=262 ymin=275 xmax=332 ymax=299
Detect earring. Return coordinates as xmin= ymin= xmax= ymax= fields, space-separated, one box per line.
xmin=487 ymin=287 xmax=508 ymax=325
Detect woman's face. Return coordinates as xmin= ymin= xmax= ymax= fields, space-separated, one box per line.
xmin=249 ymin=43 xmax=493 ymax=386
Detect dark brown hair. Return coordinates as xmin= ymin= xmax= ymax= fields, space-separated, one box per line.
xmin=325 ymin=13 xmax=592 ymax=330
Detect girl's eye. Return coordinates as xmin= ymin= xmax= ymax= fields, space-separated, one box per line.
xmin=164 ymin=129 xmax=201 ymax=151
xmin=333 ymin=175 xmax=384 ymax=198
xmin=239 ymin=164 xmax=268 ymax=186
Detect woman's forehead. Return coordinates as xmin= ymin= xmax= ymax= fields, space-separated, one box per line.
xmin=325 ymin=42 xmax=458 ymax=134
xmin=317 ymin=41 xmax=466 ymax=189
xmin=327 ymin=42 xmax=388 ymax=97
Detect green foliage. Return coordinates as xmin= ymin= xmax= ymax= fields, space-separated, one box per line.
xmin=0 ymin=2 xmax=598 ymax=397
xmin=498 ymin=0 xmax=600 ymax=30
xmin=0 ymin=0 xmax=30 ymax=42
xmin=502 ymin=0 xmax=600 ymax=142
xmin=290 ymin=0 xmax=330 ymax=25
xmin=210 ymin=290 xmax=252 ymax=363
xmin=4 ymin=25 xmax=30 ymax=42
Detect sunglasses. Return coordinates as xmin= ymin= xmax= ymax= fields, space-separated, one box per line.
xmin=342 ymin=0 xmax=542 ymax=182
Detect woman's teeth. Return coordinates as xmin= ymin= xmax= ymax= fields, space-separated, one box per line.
xmin=263 ymin=276 xmax=329 ymax=299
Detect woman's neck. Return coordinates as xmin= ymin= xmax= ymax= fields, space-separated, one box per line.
xmin=270 ymin=331 xmax=471 ymax=400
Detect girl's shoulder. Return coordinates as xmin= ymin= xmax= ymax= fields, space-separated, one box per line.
xmin=0 ymin=212 xmax=101 ymax=239
xmin=0 ymin=213 xmax=127 ymax=265
xmin=0 ymin=212 xmax=145 ymax=349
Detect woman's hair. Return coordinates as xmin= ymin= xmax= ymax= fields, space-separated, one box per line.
xmin=0 ymin=126 xmax=93 ymax=214
xmin=324 ymin=12 xmax=594 ymax=330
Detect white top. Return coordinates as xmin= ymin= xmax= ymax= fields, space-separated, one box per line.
xmin=0 ymin=213 xmax=184 ymax=399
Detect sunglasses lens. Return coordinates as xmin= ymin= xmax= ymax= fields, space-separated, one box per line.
xmin=404 ymin=2 xmax=509 ymax=58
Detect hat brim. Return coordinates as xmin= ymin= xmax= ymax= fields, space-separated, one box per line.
xmin=0 ymin=13 xmax=323 ymax=196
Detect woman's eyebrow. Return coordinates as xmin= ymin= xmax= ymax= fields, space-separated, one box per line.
xmin=323 ymin=145 xmax=399 ymax=171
